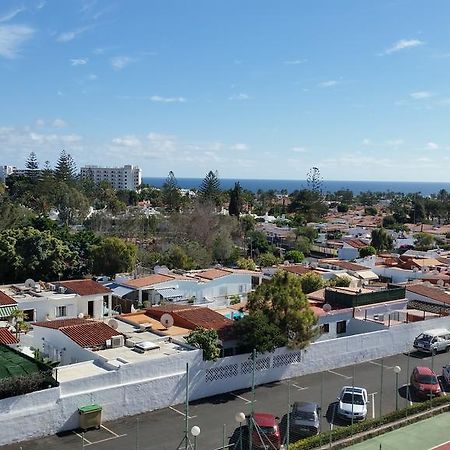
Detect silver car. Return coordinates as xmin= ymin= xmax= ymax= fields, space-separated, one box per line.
xmin=290 ymin=401 xmax=320 ymax=436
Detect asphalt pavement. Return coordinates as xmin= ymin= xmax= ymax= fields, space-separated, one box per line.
xmin=2 ymin=349 xmax=449 ymax=450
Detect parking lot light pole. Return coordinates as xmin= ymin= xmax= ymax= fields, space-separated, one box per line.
xmin=235 ymin=412 xmax=246 ymax=450
xmin=393 ymin=366 xmax=402 ymax=411
xmin=191 ymin=426 xmax=200 ymax=450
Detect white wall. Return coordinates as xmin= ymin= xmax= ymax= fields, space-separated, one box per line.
xmin=5 ymin=315 xmax=450 ymax=445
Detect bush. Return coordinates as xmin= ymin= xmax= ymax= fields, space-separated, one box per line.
xmin=291 ymin=395 xmax=450 ymax=449
xmin=337 ymin=203 xmax=349 ymax=213
xmin=359 ymin=246 xmax=376 ymax=257
xmin=364 ymin=206 xmax=377 ymax=216
xmin=285 ymin=250 xmax=305 ymax=263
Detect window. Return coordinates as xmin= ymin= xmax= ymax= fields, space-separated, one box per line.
xmin=56 ymin=306 xmax=67 ymax=317
xmin=321 ymin=323 xmax=330 ymax=333
xmin=239 ymin=285 xmax=244 ymax=293
xmin=336 ymin=320 xmax=347 ymax=334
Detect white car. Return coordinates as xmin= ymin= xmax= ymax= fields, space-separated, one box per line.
xmin=442 ymin=364 xmax=450 ymax=385
xmin=336 ymin=386 xmax=368 ymax=421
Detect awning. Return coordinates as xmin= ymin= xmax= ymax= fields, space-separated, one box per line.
xmin=355 ymin=270 xmax=379 ymax=280
xmin=156 ymin=288 xmax=184 ymax=299
xmin=105 ymin=283 xmax=135 ymax=298
xmin=0 ymin=306 xmax=18 ymax=319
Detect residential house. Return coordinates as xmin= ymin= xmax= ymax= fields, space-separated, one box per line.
xmin=338 ymin=238 xmax=369 ymax=261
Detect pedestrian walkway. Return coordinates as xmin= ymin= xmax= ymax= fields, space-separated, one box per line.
xmin=348 ymin=412 xmax=450 ymax=450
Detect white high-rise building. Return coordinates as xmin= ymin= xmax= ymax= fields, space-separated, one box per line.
xmin=80 ymin=164 xmax=142 ymax=191
xmin=0 ymin=165 xmax=17 ymax=182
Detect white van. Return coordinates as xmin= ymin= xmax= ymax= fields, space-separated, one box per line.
xmin=413 ymin=328 xmax=450 ymax=355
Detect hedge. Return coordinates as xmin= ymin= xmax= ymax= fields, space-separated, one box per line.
xmin=291 ymin=394 xmax=450 ymax=450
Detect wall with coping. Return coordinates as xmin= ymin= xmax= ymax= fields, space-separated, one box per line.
xmin=3 ymin=315 xmax=450 ymax=445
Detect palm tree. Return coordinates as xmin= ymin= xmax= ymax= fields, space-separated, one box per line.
xmin=10 ymin=309 xmax=26 ymax=339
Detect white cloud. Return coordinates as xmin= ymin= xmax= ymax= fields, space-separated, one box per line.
xmin=0 ymin=24 xmax=35 ymax=58
xmin=426 ymin=142 xmax=439 ymax=150
xmin=0 ymin=7 xmax=25 ymax=23
xmin=229 ymin=93 xmax=249 ymax=101
xmin=57 ymin=27 xmax=89 ymax=43
xmin=57 ymin=90 xmax=64 ymax=96
xmin=87 ymin=73 xmax=97 ymax=80
xmin=384 ymin=39 xmax=424 ymax=55
xmin=283 ymin=59 xmax=307 ymax=65
xmin=150 ymin=95 xmax=186 ymax=103
xmin=35 ymin=119 xmax=45 ymax=128
xmin=318 ymin=80 xmax=339 ymax=88
xmin=410 ymin=91 xmax=434 ymax=99
xmin=52 ymin=118 xmax=67 ymax=128
xmin=362 ymin=138 xmax=372 ymax=146
xmin=385 ymin=138 xmax=404 ymax=147
xmin=230 ymin=143 xmax=249 ymax=151
xmin=291 ymin=146 xmax=307 ymax=153
xmin=112 ymin=135 xmax=141 ymax=147
xmin=70 ymin=58 xmax=88 ymax=66
xmin=147 ymin=132 xmax=177 ymax=153
xmin=110 ymin=56 xmax=135 ymax=70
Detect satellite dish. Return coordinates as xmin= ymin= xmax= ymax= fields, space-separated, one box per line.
xmin=78 ymin=313 xmax=84 ymax=319
xmin=322 ymin=303 xmax=332 ymax=313
xmin=108 ymin=319 xmax=119 ymax=330
xmin=160 ymin=313 xmax=174 ymax=329
xmin=24 ymin=278 xmax=36 ymax=289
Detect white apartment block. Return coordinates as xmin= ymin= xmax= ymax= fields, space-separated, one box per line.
xmin=0 ymin=165 xmax=16 ymax=181
xmin=80 ymin=164 xmax=142 ymax=191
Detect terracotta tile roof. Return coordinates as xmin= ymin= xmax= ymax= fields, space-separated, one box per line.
xmin=33 ymin=318 xmax=87 ymax=329
xmin=60 ymin=322 xmax=122 ymax=348
xmin=58 ymin=279 xmax=111 ymax=296
xmin=0 ymin=291 xmax=16 ymax=306
xmin=146 ymin=304 xmax=235 ymax=340
xmin=319 ymin=259 xmax=369 ymax=272
xmin=281 ymin=265 xmax=313 ymax=276
xmin=121 ymin=274 xmax=175 ymax=288
xmin=406 ymin=284 xmax=450 ymax=305
xmin=195 ymin=268 xmax=233 ymax=280
xmin=0 ymin=328 xmax=18 ymax=344
xmin=343 ymin=239 xmax=368 ymax=249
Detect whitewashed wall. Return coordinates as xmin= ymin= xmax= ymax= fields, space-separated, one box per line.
xmin=3 ymin=315 xmax=450 ymax=445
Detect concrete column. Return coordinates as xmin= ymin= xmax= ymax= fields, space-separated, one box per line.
xmin=138 ymin=289 xmax=143 ymax=307
xmin=108 ymin=294 xmax=112 ymax=317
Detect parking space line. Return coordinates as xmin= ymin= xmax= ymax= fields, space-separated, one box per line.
xmin=72 ymin=431 xmax=92 ymax=445
xmin=100 ymin=424 xmax=119 ymax=437
xmin=230 ymin=392 xmax=253 ymax=404
xmin=169 ymin=406 xmax=197 ymax=419
xmin=292 ymin=383 xmax=309 ymax=391
xmin=328 ymin=369 xmax=352 ymax=379
xmin=85 ymin=434 xmax=127 ymax=446
xmin=368 ymin=361 xmax=394 ymax=369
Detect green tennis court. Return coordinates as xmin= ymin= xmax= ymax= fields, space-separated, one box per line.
xmin=347 ymin=412 xmax=450 ymax=450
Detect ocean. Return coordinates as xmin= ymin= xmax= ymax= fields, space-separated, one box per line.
xmin=142 ymin=177 xmax=450 ymax=196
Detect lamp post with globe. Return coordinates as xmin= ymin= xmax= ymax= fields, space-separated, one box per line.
xmin=191 ymin=426 xmax=200 ymax=450
xmin=393 ymin=366 xmax=402 ymax=411
xmin=235 ymin=412 xmax=246 ymax=450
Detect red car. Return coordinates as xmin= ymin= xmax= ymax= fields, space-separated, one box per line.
xmin=247 ymin=412 xmax=281 ymax=449
xmin=410 ymin=366 xmax=441 ymax=398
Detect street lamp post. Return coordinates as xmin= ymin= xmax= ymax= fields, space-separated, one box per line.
xmin=235 ymin=412 xmax=246 ymax=450
xmin=393 ymin=366 xmax=402 ymax=411
xmin=191 ymin=426 xmax=201 ymax=450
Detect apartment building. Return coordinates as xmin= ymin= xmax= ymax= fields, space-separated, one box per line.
xmin=80 ymin=164 xmax=142 ymax=191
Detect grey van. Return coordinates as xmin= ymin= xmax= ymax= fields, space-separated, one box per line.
xmin=413 ymin=328 xmax=450 ymax=355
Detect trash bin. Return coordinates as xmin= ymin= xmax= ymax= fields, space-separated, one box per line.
xmin=78 ymin=404 xmax=102 ymax=430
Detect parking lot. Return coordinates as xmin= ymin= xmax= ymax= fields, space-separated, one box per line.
xmin=2 ymin=349 xmax=450 ymax=450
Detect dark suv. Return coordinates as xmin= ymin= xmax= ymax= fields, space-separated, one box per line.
xmin=290 ymin=402 xmax=320 ymax=437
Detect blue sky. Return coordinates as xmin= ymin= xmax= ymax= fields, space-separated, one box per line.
xmin=1 ymin=0 xmax=450 ymax=181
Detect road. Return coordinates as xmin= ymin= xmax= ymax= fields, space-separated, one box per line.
xmin=1 ymin=349 xmax=449 ymax=450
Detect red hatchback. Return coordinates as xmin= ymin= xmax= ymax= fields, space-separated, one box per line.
xmin=410 ymin=366 xmax=441 ymax=398
xmin=247 ymin=412 xmax=281 ymax=449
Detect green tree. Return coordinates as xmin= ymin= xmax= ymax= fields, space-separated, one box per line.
xmin=364 ymin=206 xmax=378 ymax=216
xmin=295 ymin=226 xmax=318 ymax=243
xmin=91 ymin=237 xmax=137 ymax=277
xmin=53 ymin=183 xmax=90 ymax=225
xmin=228 ymin=182 xmax=243 ymax=217
xmin=359 ymin=245 xmax=377 ymax=257
xmin=25 ymin=152 xmax=39 ymax=171
xmin=258 ymin=252 xmax=281 ymax=267
xmin=54 ymin=150 xmax=77 ymax=183
xmin=185 ymin=328 xmax=221 ymax=361
xmin=306 ymin=167 xmax=323 ymax=193
xmin=299 ymin=272 xmax=325 ymax=294
xmin=371 ymin=228 xmax=393 ymax=252
xmin=233 ymin=311 xmax=287 ymax=354
xmin=337 ymin=203 xmax=349 ymax=213
xmin=328 ymin=276 xmax=351 ymax=288
xmin=199 ymin=170 xmax=221 ymax=207
xmin=284 ymin=250 xmax=305 ymax=263
xmin=161 ymin=245 xmax=194 ymax=270
xmin=414 ymin=232 xmax=435 ymax=251
xmin=248 ymin=271 xmax=318 ymax=348
xmin=237 ymin=257 xmax=257 ymax=270
xmin=248 ymin=230 xmax=272 ymax=255
xmin=161 ymin=171 xmax=183 ymax=211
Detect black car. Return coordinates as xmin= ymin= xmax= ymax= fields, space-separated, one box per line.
xmin=290 ymin=401 xmax=320 ymax=437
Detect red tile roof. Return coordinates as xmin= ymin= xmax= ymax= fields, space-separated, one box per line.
xmin=0 ymin=291 xmax=16 ymax=306
xmin=343 ymin=239 xmax=368 ymax=249
xmin=121 ymin=274 xmax=175 ymax=288
xmin=281 ymin=265 xmax=313 ymax=276
xmin=406 ymin=284 xmax=450 ymax=305
xmin=0 ymin=328 xmax=18 ymax=344
xmin=319 ymin=259 xmax=369 ymax=272
xmin=195 ymin=268 xmax=233 ymax=280
xmin=33 ymin=318 xmax=121 ymax=348
xmin=58 ymin=279 xmax=111 ymax=296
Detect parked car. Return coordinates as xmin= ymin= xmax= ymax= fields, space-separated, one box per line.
xmin=247 ymin=412 xmax=281 ymax=449
xmin=442 ymin=364 xmax=450 ymax=385
xmin=336 ymin=386 xmax=368 ymax=421
xmin=290 ymin=401 xmax=320 ymax=437
xmin=413 ymin=328 xmax=450 ymax=355
xmin=410 ymin=366 xmax=441 ymax=398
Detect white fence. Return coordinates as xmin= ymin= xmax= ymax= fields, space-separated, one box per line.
xmin=2 ymin=315 xmax=450 ymax=445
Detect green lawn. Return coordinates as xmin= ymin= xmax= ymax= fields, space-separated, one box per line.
xmin=347 ymin=411 xmax=450 ymax=450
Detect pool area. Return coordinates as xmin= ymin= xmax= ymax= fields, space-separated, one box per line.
xmin=225 ymin=311 xmax=245 ymax=320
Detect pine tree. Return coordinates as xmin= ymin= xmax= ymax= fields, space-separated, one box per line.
xmin=306 ymin=167 xmax=323 ymax=193
xmin=161 ymin=171 xmax=183 ymax=211
xmin=228 ymin=182 xmax=243 ymax=217
xmin=25 ymin=152 xmax=39 ymax=170
xmin=199 ymin=170 xmax=221 ymax=206
xmin=55 ymin=150 xmax=77 ymax=182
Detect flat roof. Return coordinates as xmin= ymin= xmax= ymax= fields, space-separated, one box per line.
xmin=56 ymin=361 xmax=109 ymax=382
